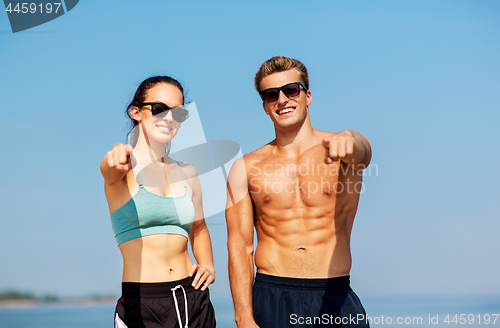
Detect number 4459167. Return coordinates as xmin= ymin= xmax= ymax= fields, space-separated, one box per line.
xmin=5 ymin=3 xmax=62 ymax=14
xmin=444 ymin=314 xmax=498 ymax=325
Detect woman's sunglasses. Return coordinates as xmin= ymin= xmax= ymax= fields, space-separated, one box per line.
xmin=135 ymin=102 xmax=189 ymax=122
xmin=259 ymin=82 xmax=308 ymax=103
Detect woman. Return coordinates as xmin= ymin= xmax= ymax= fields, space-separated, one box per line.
xmin=100 ymin=76 xmax=216 ymax=328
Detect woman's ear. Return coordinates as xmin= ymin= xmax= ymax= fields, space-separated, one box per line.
xmin=130 ymin=106 xmax=141 ymax=122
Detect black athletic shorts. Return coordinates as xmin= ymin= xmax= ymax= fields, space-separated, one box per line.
xmin=114 ymin=276 xmax=216 ymax=328
xmin=253 ymin=273 xmax=369 ymax=328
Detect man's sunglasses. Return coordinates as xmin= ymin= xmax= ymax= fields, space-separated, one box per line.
xmin=135 ymin=102 xmax=189 ymax=122
xmin=259 ymin=82 xmax=308 ymax=103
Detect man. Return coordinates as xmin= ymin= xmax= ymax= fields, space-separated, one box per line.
xmin=226 ymin=56 xmax=371 ymax=328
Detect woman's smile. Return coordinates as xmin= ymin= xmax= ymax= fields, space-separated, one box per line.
xmin=156 ymin=123 xmax=174 ymax=133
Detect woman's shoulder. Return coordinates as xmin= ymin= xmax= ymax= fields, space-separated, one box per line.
xmin=175 ymin=160 xmax=199 ymax=179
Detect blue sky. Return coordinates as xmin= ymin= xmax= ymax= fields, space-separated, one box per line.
xmin=0 ymin=0 xmax=499 ymax=308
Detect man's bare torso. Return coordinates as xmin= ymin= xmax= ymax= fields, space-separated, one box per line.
xmin=245 ymin=130 xmax=363 ymax=278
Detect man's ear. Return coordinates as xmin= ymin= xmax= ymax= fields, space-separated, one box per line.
xmin=262 ymin=102 xmax=270 ymax=116
xmin=306 ymin=90 xmax=312 ymax=106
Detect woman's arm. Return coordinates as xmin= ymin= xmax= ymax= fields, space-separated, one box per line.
xmin=100 ymin=144 xmax=133 ymax=185
xmin=185 ymin=164 xmax=215 ymax=291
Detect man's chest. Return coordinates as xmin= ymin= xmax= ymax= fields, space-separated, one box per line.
xmin=247 ymin=154 xmax=343 ymax=207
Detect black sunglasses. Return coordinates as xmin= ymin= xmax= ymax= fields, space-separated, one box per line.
xmin=259 ymin=82 xmax=308 ymax=103
xmin=135 ymin=102 xmax=189 ymax=122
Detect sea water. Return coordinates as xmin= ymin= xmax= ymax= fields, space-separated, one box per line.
xmin=0 ymin=301 xmax=236 ymax=328
xmin=0 ymin=296 xmax=498 ymax=327
xmin=362 ymin=295 xmax=500 ymax=327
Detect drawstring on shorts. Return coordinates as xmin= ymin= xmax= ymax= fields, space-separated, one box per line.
xmin=171 ymin=284 xmax=189 ymax=328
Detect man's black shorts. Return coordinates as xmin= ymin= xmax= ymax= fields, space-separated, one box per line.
xmin=114 ymin=276 xmax=216 ymax=328
xmin=253 ymin=273 xmax=369 ymax=327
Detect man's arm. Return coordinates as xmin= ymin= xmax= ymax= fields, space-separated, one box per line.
xmin=322 ymin=130 xmax=372 ymax=169
xmin=226 ymin=157 xmax=260 ymax=328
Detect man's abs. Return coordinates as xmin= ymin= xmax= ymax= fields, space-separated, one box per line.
xmin=253 ymin=213 xmax=354 ymax=278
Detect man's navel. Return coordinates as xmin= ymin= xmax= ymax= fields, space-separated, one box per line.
xmin=298 ymin=246 xmax=307 ymax=254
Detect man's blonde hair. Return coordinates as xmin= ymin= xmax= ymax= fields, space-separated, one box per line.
xmin=254 ymin=56 xmax=309 ymax=93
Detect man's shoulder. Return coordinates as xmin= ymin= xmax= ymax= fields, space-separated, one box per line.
xmin=228 ymin=143 xmax=273 ymax=177
xmin=314 ymin=129 xmax=336 ymax=140
xmin=243 ymin=141 xmax=275 ymax=160
xmin=301 ymin=129 xmax=337 ymax=153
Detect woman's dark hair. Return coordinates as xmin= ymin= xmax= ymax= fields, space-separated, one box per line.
xmin=125 ymin=76 xmax=185 ymax=144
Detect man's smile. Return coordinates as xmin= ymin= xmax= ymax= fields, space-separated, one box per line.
xmin=276 ymin=106 xmax=295 ymax=115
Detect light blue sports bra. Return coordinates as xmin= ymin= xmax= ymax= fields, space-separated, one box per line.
xmin=110 ymin=161 xmax=196 ymax=245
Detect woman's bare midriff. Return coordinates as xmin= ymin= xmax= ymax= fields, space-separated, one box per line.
xmin=119 ymin=234 xmax=193 ymax=282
